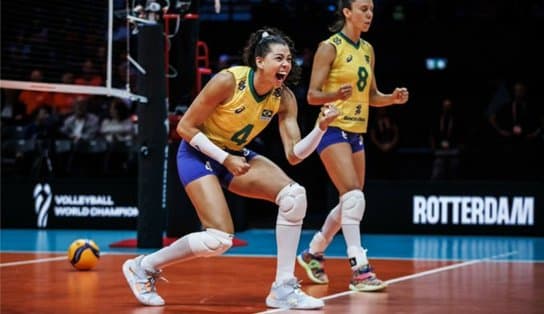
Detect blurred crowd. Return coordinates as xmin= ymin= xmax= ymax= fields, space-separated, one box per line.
xmin=2 ymin=0 xmax=543 ymax=182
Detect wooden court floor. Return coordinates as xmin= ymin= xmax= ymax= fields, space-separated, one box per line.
xmin=1 ymin=251 xmax=543 ymax=314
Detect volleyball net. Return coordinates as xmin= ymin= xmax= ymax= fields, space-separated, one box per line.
xmin=1 ymin=0 xmax=148 ymax=102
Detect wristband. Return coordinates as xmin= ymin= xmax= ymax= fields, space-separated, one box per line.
xmin=293 ymin=126 xmax=326 ymax=160
xmin=189 ymin=132 xmax=229 ymax=164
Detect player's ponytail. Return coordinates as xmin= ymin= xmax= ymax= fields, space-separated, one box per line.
xmin=329 ymin=0 xmax=355 ymax=33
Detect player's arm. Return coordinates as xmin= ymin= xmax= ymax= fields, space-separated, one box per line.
xmin=278 ymin=86 xmax=338 ymax=165
xmin=368 ymin=45 xmax=409 ymax=107
xmin=177 ymin=71 xmax=233 ymax=144
xmin=307 ymin=42 xmax=351 ymax=105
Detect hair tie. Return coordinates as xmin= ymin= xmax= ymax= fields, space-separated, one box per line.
xmin=261 ymin=31 xmax=270 ymax=39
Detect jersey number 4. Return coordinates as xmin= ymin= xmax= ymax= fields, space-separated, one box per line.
xmin=231 ymin=124 xmax=254 ymax=146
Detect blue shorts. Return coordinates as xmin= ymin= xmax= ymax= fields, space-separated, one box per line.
xmin=316 ymin=126 xmax=364 ymax=154
xmin=177 ymin=140 xmax=258 ymax=188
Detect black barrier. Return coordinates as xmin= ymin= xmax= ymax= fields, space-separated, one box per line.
xmin=2 ymin=178 xmax=542 ymax=236
xmin=361 ymin=180 xmax=543 ymax=236
xmin=1 ymin=179 xmax=138 ymax=229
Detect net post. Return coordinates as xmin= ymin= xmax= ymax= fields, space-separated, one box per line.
xmin=135 ymin=23 xmax=168 ymax=248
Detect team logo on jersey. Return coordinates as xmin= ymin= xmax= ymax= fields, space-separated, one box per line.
xmin=234 ymin=105 xmax=246 ymax=114
xmin=260 ymin=109 xmax=273 ymax=120
xmin=333 ymin=36 xmax=342 ymax=45
xmin=238 ymin=79 xmax=247 ymax=91
xmin=346 ymin=55 xmax=353 ymax=63
xmin=355 ymin=104 xmax=362 ymax=115
xmin=365 ymin=55 xmax=370 ymax=64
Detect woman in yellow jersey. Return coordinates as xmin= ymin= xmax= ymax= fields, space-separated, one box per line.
xmin=122 ymin=27 xmax=339 ymax=310
xmin=297 ymin=0 xmax=409 ymax=292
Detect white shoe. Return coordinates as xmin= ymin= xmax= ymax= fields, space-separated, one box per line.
xmin=122 ymin=255 xmax=166 ymax=306
xmin=266 ymin=278 xmax=324 ymax=309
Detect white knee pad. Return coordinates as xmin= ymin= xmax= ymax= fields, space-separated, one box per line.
xmin=340 ymin=190 xmax=365 ymax=225
xmin=187 ymin=228 xmax=233 ymax=257
xmin=275 ymin=182 xmax=307 ymax=225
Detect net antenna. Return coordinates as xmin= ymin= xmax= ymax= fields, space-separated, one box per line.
xmin=0 ymin=0 xmax=147 ymax=103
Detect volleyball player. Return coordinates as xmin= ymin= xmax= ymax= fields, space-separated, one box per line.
xmin=122 ymin=26 xmax=338 ymax=309
xmin=297 ymin=0 xmax=409 ymax=292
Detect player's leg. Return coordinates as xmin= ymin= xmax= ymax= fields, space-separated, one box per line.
xmin=323 ymin=145 xmax=386 ymax=291
xmin=296 ymin=128 xmax=355 ymax=284
xmin=228 ymin=155 xmax=323 ymax=309
xmin=123 ymin=142 xmax=234 ymax=306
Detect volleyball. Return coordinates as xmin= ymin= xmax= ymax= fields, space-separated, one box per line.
xmin=67 ymin=239 xmax=100 ymax=271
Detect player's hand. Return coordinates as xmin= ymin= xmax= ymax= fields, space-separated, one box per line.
xmin=336 ymin=84 xmax=352 ymax=100
xmin=392 ymin=87 xmax=409 ymax=104
xmin=223 ymin=155 xmax=250 ymax=176
xmin=317 ymin=104 xmax=339 ymax=130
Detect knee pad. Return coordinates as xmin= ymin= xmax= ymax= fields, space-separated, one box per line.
xmin=187 ymin=228 xmax=233 ymax=257
xmin=340 ymin=190 xmax=365 ymax=225
xmin=275 ymin=182 xmax=307 ymax=225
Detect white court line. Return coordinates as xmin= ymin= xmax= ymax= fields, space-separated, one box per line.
xmin=256 ymin=251 xmax=518 ymax=314
xmin=0 ymin=256 xmax=66 ymax=267
xmin=385 ymin=250 xmax=517 ymax=285
xmin=0 ymin=252 xmax=111 ymax=268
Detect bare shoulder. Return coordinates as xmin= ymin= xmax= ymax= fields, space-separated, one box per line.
xmin=279 ymin=85 xmax=297 ymax=113
xmin=280 ymin=85 xmax=295 ymax=99
xmin=315 ymin=40 xmax=337 ymax=63
xmin=318 ymin=40 xmax=336 ymax=54
xmin=209 ymin=70 xmax=236 ymax=89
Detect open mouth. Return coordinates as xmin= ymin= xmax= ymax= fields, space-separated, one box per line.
xmin=276 ymin=73 xmax=287 ymax=81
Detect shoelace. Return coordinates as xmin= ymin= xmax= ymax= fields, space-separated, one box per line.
xmin=307 ymin=253 xmax=326 ymax=274
xmin=353 ymin=265 xmax=383 ymax=284
xmin=141 ymin=270 xmax=168 ymax=293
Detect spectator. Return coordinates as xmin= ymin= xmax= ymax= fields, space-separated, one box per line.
xmin=73 ymin=59 xmax=104 ymax=106
xmin=430 ymin=96 xmax=464 ymax=180
xmin=60 ymin=99 xmax=100 ymax=175
xmin=18 ymin=69 xmax=53 ymax=116
xmin=23 ymin=105 xmax=60 ymax=178
xmin=100 ymin=98 xmax=135 ymax=143
xmin=368 ymin=107 xmax=400 ymax=179
xmin=1 ymin=89 xmax=26 ymax=125
xmin=100 ymin=98 xmax=136 ymax=174
xmin=60 ymin=99 xmax=100 ymax=142
xmin=51 ymin=72 xmax=81 ymax=116
xmin=24 ymin=105 xmax=59 ymax=141
xmin=488 ymin=80 xmax=541 ymax=179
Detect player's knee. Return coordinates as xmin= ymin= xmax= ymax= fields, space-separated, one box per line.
xmin=340 ymin=190 xmax=365 ymax=224
xmin=188 ymin=228 xmax=233 ymax=257
xmin=275 ymin=182 xmax=307 ymax=225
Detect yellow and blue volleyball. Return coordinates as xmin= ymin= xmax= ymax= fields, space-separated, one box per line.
xmin=67 ymin=239 xmax=100 ymax=271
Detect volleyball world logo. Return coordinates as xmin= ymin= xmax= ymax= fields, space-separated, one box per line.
xmin=33 ymin=183 xmax=52 ymax=228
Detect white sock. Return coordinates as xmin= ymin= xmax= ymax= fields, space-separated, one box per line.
xmin=347 ymin=245 xmax=368 ymax=270
xmin=343 ymin=224 xmax=368 ymax=270
xmin=309 ymin=204 xmax=341 ymax=254
xmin=275 ymin=224 xmax=301 ymax=283
xmin=141 ymin=234 xmax=197 ymax=271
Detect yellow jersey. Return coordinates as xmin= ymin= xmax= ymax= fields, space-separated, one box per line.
xmin=321 ymin=32 xmax=373 ymax=133
xmin=201 ymin=66 xmax=282 ymax=151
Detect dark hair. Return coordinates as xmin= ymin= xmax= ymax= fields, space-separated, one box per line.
xmin=242 ymin=27 xmax=301 ymax=86
xmin=111 ymin=98 xmax=130 ymax=121
xmin=329 ymin=0 xmax=356 ymax=33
